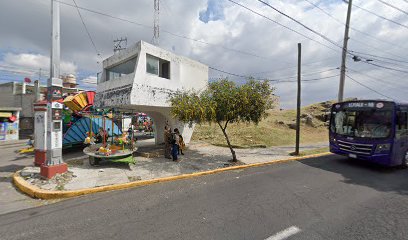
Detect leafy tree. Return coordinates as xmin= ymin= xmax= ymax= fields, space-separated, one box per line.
xmin=170 ymin=79 xmax=275 ymax=162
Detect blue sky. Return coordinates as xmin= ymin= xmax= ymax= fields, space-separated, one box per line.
xmin=199 ymin=0 xmax=225 ymax=23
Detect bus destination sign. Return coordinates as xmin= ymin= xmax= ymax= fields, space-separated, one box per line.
xmin=337 ymin=101 xmax=393 ymax=110
xmin=346 ymin=102 xmax=375 ymax=108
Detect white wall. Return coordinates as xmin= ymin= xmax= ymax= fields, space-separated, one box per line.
xmin=95 ymin=40 xmax=208 ymax=145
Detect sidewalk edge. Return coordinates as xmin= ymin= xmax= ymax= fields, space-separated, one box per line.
xmin=13 ymin=152 xmax=332 ymax=199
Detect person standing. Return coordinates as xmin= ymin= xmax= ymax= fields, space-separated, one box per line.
xmin=172 ymin=128 xmax=180 ymax=161
xmin=164 ymin=126 xmax=172 ymax=159
xmin=177 ymin=129 xmax=185 ymax=155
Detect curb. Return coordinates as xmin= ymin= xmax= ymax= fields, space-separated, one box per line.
xmin=13 ymin=152 xmax=332 ymax=200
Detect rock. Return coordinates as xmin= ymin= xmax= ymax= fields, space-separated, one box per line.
xmin=315 ymin=114 xmax=327 ymax=122
xmin=306 ymin=118 xmax=316 ymax=127
xmin=20 ymin=172 xmax=32 ymax=177
xmin=287 ymin=122 xmax=297 ymax=129
xmin=300 ymin=113 xmax=310 ymax=118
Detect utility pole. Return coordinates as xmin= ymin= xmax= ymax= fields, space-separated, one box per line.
xmin=295 ymin=43 xmax=302 ymax=156
xmin=153 ymin=0 xmax=160 ymax=45
xmin=338 ymin=0 xmax=353 ymax=102
xmin=36 ymin=0 xmax=67 ymax=178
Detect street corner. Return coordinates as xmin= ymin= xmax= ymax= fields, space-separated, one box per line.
xmin=12 ymin=151 xmax=333 ymax=200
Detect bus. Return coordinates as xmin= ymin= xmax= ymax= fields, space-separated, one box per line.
xmin=329 ymin=100 xmax=408 ymax=167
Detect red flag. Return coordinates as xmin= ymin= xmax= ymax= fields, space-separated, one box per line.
xmin=24 ymin=77 xmax=31 ymax=83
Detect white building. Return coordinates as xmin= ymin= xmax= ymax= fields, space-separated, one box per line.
xmin=95 ymin=41 xmax=209 ymax=144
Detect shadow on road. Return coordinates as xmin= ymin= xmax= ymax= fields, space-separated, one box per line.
xmin=300 ymin=155 xmax=408 ymax=195
xmin=0 ymin=164 xmax=26 ymax=173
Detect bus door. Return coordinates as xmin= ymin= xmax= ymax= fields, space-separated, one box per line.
xmin=394 ymin=110 xmax=408 ymax=165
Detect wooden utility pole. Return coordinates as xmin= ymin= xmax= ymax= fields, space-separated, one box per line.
xmin=338 ymin=0 xmax=353 ymax=102
xmin=295 ymin=43 xmax=301 ymax=155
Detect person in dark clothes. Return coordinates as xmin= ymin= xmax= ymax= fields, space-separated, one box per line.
xmin=171 ymin=128 xmax=180 ymax=161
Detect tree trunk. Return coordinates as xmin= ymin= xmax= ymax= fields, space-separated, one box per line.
xmin=218 ymin=121 xmax=237 ymax=162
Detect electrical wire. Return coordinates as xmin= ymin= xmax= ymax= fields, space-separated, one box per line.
xmin=262 ymin=67 xmax=339 ymax=82
xmin=350 ymin=50 xmax=408 ymax=65
xmin=376 ymin=0 xmax=408 ymax=16
xmin=210 ymin=66 xmax=340 ymax=83
xmin=345 ymin=73 xmax=394 ymax=99
xmin=353 ymin=3 xmax=408 ymax=30
xmin=225 ymin=0 xmax=340 ymax=53
xmin=72 ymin=0 xmax=102 ymax=59
xmin=362 ymin=61 xmax=408 ymax=74
xmin=56 ymin=0 xmax=278 ymax=61
xmin=303 ymin=0 xmax=408 ymax=59
xmin=256 ymin=0 xmax=342 ymax=49
xmin=347 ymin=67 xmax=408 ymax=92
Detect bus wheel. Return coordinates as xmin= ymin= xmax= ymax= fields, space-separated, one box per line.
xmin=400 ymin=152 xmax=408 ymax=169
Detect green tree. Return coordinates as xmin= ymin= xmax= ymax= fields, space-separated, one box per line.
xmin=170 ymin=79 xmax=274 ymax=162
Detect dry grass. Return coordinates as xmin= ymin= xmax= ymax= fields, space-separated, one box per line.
xmin=192 ymin=101 xmax=333 ymax=148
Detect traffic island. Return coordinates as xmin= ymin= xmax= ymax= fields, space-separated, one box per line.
xmin=13 ymin=151 xmax=331 ymax=200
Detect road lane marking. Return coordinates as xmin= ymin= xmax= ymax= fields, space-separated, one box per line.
xmin=265 ymin=226 xmax=301 ymax=240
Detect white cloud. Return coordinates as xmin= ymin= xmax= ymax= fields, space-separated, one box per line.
xmin=1 ymin=0 xmax=408 ymax=107
xmin=2 ymin=53 xmax=77 ymax=75
xmin=81 ymin=75 xmax=97 ymax=87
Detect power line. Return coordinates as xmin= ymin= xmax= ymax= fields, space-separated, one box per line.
xmin=55 ymin=0 xmax=281 ymax=62
xmin=209 ymin=66 xmax=339 ymax=83
xmin=256 ymin=0 xmax=342 ymax=49
xmin=263 ymin=67 xmax=339 ymax=81
xmin=345 ymin=73 xmax=394 ymax=99
xmin=249 ymin=55 xmax=340 ymax=75
xmin=361 ymin=60 xmax=408 ymax=74
xmin=252 ymin=0 xmax=407 ymax=75
xmin=71 ymin=0 xmax=102 ymax=59
xmin=303 ymin=0 xmax=408 ymax=60
xmin=353 ymin=3 xmax=408 ymax=30
xmin=225 ymin=0 xmax=340 ymax=53
xmin=376 ymin=0 xmax=408 ymax=16
xmin=350 ymin=50 xmax=408 ymax=65
xmin=347 ymin=67 xmax=408 ymax=92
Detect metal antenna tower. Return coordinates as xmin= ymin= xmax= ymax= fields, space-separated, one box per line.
xmin=113 ymin=37 xmax=127 ymax=53
xmin=153 ymin=0 xmax=160 ymax=45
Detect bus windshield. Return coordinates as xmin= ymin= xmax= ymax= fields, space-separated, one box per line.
xmin=331 ymin=108 xmax=393 ymax=139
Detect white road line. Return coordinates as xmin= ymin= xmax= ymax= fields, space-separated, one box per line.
xmin=265 ymin=226 xmax=301 ymax=240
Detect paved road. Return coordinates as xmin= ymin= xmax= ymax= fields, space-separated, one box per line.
xmin=1 ymin=154 xmax=408 ymax=240
xmin=0 ymin=141 xmax=88 ymax=215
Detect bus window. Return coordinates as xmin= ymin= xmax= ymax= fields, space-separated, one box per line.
xmin=397 ymin=111 xmax=407 ymax=131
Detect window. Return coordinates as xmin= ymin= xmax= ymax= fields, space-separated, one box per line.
xmin=331 ymin=109 xmax=393 ymax=139
xmin=105 ymin=56 xmax=137 ymax=82
xmin=397 ymin=111 xmax=407 ymax=131
xmin=146 ymin=55 xmax=159 ymax=75
xmin=146 ymin=54 xmax=170 ymax=79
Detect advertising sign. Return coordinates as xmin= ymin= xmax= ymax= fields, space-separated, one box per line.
xmin=47 ymin=86 xmax=63 ymax=100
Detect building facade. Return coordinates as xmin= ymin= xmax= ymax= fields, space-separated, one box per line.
xmin=0 ymin=80 xmax=81 ymax=138
xmin=95 ymin=40 xmax=209 ymax=144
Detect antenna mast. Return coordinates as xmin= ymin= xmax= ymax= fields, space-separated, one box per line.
xmin=153 ymin=0 xmax=160 ymax=45
xmin=113 ymin=37 xmax=127 ymax=53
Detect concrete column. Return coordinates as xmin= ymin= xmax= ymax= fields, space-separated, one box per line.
xmin=148 ymin=112 xmax=165 ymax=145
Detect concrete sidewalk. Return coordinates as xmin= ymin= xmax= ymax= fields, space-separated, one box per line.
xmin=18 ymin=140 xmax=328 ymax=192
